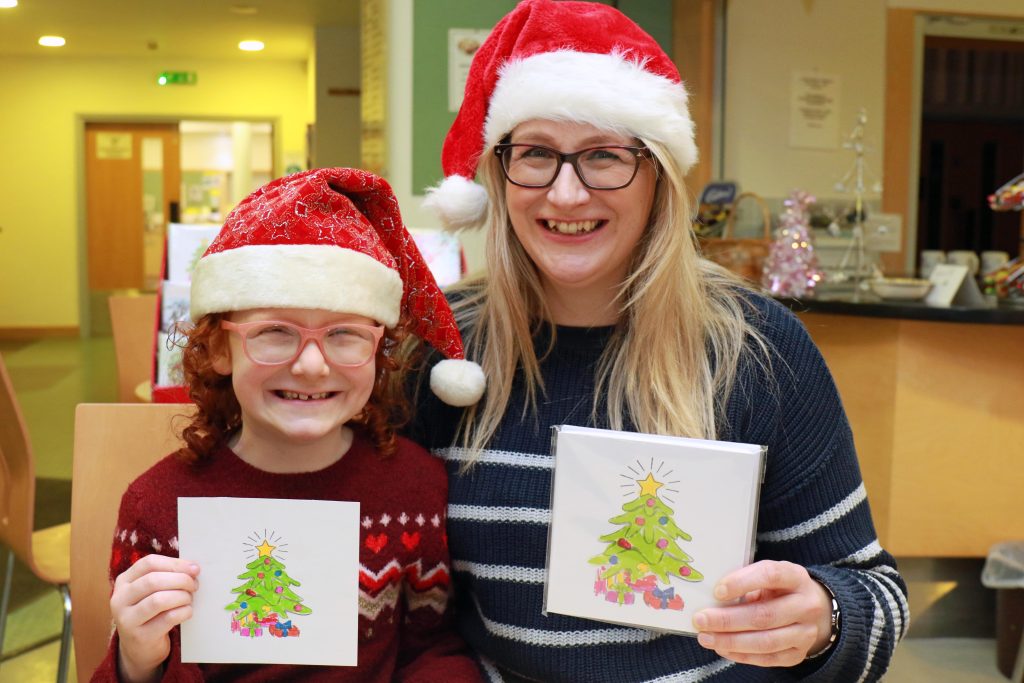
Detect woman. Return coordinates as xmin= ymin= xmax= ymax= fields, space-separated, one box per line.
xmin=408 ymin=1 xmax=908 ymax=681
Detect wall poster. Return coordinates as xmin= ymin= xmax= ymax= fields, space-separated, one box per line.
xmin=448 ymin=28 xmax=491 ymax=112
xmin=789 ymin=71 xmax=840 ymax=150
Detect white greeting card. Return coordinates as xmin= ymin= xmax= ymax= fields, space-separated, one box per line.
xmin=544 ymin=425 xmax=765 ymax=635
xmin=925 ymin=263 xmax=986 ymax=308
xmin=179 ymin=497 xmax=360 ymax=666
xmin=166 ymin=223 xmax=221 ymax=283
xmin=410 ymin=229 xmax=463 ymax=287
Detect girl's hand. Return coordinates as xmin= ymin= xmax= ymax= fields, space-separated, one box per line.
xmin=110 ymin=554 xmax=200 ymax=683
xmin=692 ymin=560 xmax=833 ymax=667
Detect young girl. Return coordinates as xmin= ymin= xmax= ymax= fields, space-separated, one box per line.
xmin=92 ymin=168 xmax=485 ymax=682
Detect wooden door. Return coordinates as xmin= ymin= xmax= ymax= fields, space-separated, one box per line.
xmin=917 ymin=119 xmax=1024 ymax=255
xmin=85 ymin=123 xmax=181 ymax=290
xmin=915 ymin=36 xmax=1024 ymax=257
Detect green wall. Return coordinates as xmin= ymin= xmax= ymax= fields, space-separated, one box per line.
xmin=411 ymin=0 xmax=674 ymax=194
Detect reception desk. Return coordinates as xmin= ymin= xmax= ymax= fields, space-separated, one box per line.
xmin=786 ymin=297 xmax=1024 ymax=557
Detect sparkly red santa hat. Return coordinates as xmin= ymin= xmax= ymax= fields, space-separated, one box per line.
xmin=191 ymin=167 xmax=485 ymax=407
xmin=424 ymin=0 xmax=698 ymax=229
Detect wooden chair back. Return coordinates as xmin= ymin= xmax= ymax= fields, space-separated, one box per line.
xmin=71 ymin=402 xmax=192 ymax=682
xmin=0 ymin=352 xmax=38 ymax=570
xmin=108 ymin=294 xmax=158 ymax=402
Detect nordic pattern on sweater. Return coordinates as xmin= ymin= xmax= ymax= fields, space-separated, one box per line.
xmin=92 ymin=432 xmax=483 ymax=683
xmin=408 ymin=294 xmax=909 ymax=683
xmin=109 ymin=521 xmax=451 ymax=627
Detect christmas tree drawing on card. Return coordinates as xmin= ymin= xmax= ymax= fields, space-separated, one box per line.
xmin=179 ymin=497 xmax=360 ymax=666
xmin=545 ymin=425 xmax=764 ymax=635
xmin=226 ymin=531 xmax=312 ymax=638
xmin=590 ymin=468 xmax=703 ymax=612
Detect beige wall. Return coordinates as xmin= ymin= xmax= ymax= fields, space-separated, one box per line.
xmin=723 ymin=0 xmax=887 ymax=201
xmin=0 ymin=55 xmax=312 ymax=330
xmin=723 ymin=0 xmax=1023 ymax=204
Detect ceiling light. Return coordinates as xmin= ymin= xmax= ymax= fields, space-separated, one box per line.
xmin=238 ymin=40 xmax=264 ymax=52
xmin=230 ymin=4 xmax=258 ymax=15
xmin=0 ymin=1 xmax=19 ymax=9
xmin=38 ymin=36 xmax=66 ymax=47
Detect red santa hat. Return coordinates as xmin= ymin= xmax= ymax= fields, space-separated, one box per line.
xmin=424 ymin=0 xmax=698 ymax=229
xmin=190 ymin=167 xmax=485 ymax=407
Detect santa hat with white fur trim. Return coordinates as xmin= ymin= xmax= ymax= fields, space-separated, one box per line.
xmin=191 ymin=167 xmax=485 ymax=407
xmin=424 ymin=0 xmax=697 ymax=229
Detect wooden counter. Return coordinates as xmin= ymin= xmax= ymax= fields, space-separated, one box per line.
xmin=795 ymin=308 xmax=1024 ymax=557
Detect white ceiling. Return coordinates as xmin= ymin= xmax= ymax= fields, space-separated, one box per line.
xmin=0 ymin=0 xmax=360 ymax=61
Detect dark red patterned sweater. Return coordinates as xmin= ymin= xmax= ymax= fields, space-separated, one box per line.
xmin=91 ymin=432 xmax=482 ymax=682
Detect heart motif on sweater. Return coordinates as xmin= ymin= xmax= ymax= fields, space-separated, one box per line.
xmin=365 ymin=533 xmax=388 ymax=553
xmin=400 ymin=531 xmax=420 ymax=550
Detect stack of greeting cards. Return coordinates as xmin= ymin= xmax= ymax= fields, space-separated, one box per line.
xmin=152 ymin=223 xmax=221 ymax=402
xmin=544 ymin=425 xmax=765 ymax=635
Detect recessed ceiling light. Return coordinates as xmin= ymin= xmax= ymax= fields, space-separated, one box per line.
xmin=38 ymin=36 xmax=66 ymax=47
xmin=230 ymin=4 xmax=258 ymax=15
xmin=0 ymin=1 xmax=19 ymax=9
xmin=238 ymin=40 xmax=264 ymax=52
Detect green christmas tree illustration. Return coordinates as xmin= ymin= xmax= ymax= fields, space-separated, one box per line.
xmin=226 ymin=536 xmax=312 ymax=637
xmin=590 ymin=471 xmax=703 ymax=610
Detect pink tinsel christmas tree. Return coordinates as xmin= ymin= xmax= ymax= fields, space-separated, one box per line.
xmin=763 ymin=190 xmax=823 ymax=297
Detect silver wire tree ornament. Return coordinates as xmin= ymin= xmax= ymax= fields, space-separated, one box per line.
xmin=832 ymin=108 xmax=884 ymax=300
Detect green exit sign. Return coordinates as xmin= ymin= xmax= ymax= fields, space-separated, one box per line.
xmin=157 ymin=71 xmax=197 ymax=86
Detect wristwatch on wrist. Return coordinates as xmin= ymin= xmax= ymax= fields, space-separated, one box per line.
xmin=805 ymin=579 xmax=841 ymax=660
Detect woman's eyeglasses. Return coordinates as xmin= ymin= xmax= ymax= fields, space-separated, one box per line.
xmin=494 ymin=143 xmax=652 ymax=190
xmin=221 ymin=320 xmax=384 ymax=368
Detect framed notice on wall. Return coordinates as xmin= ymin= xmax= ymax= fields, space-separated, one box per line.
xmin=789 ymin=71 xmax=840 ymax=150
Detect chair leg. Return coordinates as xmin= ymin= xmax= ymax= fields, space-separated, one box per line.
xmin=1012 ymin=624 xmax=1024 ymax=683
xmin=0 ymin=548 xmax=14 ymax=658
xmin=56 ymin=584 xmax=72 ymax=683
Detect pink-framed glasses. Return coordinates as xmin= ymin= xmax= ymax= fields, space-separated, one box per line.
xmin=221 ymin=320 xmax=384 ymax=368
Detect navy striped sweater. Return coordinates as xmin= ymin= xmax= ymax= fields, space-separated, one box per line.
xmin=408 ymin=295 xmax=908 ymax=682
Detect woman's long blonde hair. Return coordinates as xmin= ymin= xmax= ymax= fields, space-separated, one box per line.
xmin=448 ymin=135 xmax=767 ymax=462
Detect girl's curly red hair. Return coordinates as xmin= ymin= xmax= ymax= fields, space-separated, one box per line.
xmin=174 ymin=313 xmax=411 ymax=463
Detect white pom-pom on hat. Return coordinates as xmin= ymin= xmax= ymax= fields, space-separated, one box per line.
xmin=423 ymin=175 xmax=489 ymax=230
xmin=430 ymin=358 xmax=486 ymax=407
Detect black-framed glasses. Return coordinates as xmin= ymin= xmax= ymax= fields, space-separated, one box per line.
xmin=221 ymin=320 xmax=384 ymax=368
xmin=494 ymin=143 xmax=652 ymax=190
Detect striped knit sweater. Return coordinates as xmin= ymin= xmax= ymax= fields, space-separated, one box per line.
xmin=91 ymin=432 xmax=482 ymax=682
xmin=408 ymin=294 xmax=908 ymax=682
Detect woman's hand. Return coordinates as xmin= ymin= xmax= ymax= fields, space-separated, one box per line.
xmin=691 ymin=560 xmax=833 ymax=667
xmin=110 ymin=554 xmax=200 ymax=683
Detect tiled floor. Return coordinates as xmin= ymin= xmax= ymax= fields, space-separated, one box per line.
xmin=0 ymin=334 xmax=1017 ymax=681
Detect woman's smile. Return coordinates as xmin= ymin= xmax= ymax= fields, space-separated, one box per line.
xmin=540 ymin=218 xmax=604 ymax=235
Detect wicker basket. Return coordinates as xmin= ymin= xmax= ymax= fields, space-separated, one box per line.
xmin=698 ymin=192 xmax=772 ymax=283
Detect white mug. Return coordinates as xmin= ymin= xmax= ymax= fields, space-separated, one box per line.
xmin=919 ymin=250 xmax=946 ymax=278
xmin=981 ymin=250 xmax=1010 ymax=274
xmin=946 ymin=250 xmax=979 ymax=276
